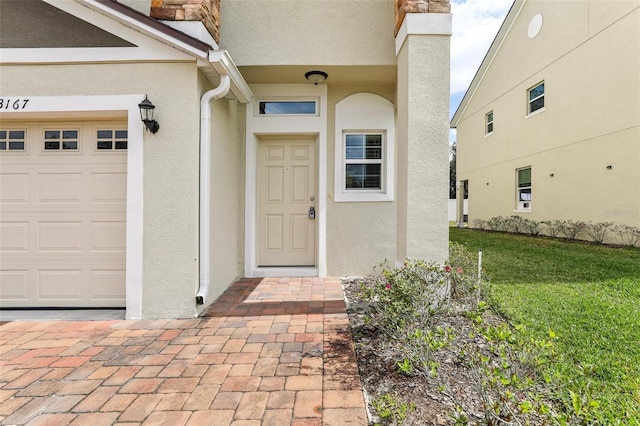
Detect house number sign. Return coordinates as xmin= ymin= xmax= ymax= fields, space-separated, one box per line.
xmin=0 ymin=99 xmax=30 ymax=110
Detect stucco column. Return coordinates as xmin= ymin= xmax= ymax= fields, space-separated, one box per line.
xmin=395 ymin=13 xmax=452 ymax=264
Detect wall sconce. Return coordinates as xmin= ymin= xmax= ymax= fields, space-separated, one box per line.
xmin=305 ymin=70 xmax=328 ymax=85
xmin=138 ymin=95 xmax=160 ymax=134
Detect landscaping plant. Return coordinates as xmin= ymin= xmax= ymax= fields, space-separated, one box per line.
xmin=347 ymin=229 xmax=639 ymax=424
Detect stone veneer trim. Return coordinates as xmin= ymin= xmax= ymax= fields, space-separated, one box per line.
xmin=151 ymin=0 xmax=220 ymax=43
xmin=395 ymin=0 xmax=451 ymax=36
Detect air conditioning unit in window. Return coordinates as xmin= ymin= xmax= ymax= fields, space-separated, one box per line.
xmin=518 ymin=201 xmax=530 ymax=209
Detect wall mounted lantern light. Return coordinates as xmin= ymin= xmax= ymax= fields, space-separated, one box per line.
xmin=138 ymin=95 xmax=160 ymax=134
xmin=305 ymin=70 xmax=328 ymax=85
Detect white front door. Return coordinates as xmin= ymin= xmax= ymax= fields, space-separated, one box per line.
xmin=257 ymin=136 xmax=316 ymax=266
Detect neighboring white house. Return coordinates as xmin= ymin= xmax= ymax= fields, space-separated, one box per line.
xmin=0 ymin=0 xmax=452 ymax=319
xmin=451 ymin=0 xmax=639 ymax=230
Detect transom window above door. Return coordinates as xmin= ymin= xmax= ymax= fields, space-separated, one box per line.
xmin=258 ymin=100 xmax=317 ymax=115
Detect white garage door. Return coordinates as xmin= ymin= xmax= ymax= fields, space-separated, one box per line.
xmin=0 ymin=121 xmax=127 ymax=308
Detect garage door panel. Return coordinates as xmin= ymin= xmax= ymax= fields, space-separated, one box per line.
xmin=0 ymin=173 xmax=29 ymax=203
xmin=0 ymin=121 xmax=127 ymax=308
xmin=0 ymin=270 xmax=29 ymax=300
xmin=38 ymin=172 xmax=83 ymax=203
xmin=38 ymin=221 xmax=83 ymax=252
xmin=38 ymin=270 xmax=83 ymax=300
xmin=91 ymin=221 xmax=126 ymax=252
xmin=0 ymin=222 xmax=29 ymax=252
xmin=89 ymin=270 xmax=126 ymax=300
xmin=91 ymin=172 xmax=126 ymax=203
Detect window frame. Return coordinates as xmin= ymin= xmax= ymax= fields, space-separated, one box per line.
xmin=0 ymin=129 xmax=27 ymax=152
xmin=527 ymin=81 xmax=545 ymax=115
xmin=255 ymin=98 xmax=319 ymax=116
xmin=96 ymin=129 xmax=128 ymax=151
xmin=485 ymin=110 xmax=494 ymax=135
xmin=334 ymin=93 xmax=395 ymax=203
xmin=515 ymin=166 xmax=532 ymax=212
xmin=343 ymin=132 xmax=385 ymax=192
xmin=43 ymin=128 xmax=80 ymax=152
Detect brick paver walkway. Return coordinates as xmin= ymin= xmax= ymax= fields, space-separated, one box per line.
xmin=0 ymin=277 xmax=368 ymax=425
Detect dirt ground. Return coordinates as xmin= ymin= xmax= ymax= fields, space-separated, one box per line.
xmin=342 ymin=278 xmax=552 ymax=426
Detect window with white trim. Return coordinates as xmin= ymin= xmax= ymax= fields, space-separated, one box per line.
xmin=0 ymin=129 xmax=26 ymax=151
xmin=44 ymin=129 xmax=78 ymax=150
xmin=97 ymin=129 xmax=128 ymax=150
xmin=258 ymin=100 xmax=317 ymax=115
xmin=485 ymin=111 xmax=494 ymax=135
xmin=528 ymin=82 xmax=544 ymax=114
xmin=334 ymin=93 xmax=394 ymax=202
xmin=516 ymin=167 xmax=532 ymax=210
xmin=344 ymin=133 xmax=383 ymax=190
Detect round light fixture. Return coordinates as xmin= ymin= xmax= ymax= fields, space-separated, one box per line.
xmin=305 ymin=70 xmax=328 ymax=85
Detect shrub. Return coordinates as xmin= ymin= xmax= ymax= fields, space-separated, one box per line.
xmin=584 ymin=221 xmax=614 ymax=244
xmin=473 ymin=219 xmax=487 ymax=230
xmin=507 ymin=215 xmax=541 ymax=236
xmin=541 ymin=219 xmax=563 ymax=237
xmin=614 ymin=224 xmax=640 ymax=247
xmin=522 ymin=218 xmax=542 ymax=236
xmin=488 ymin=216 xmax=509 ymax=232
xmin=505 ymin=215 xmax=522 ymax=233
xmin=357 ymin=244 xmax=486 ymax=375
xmin=469 ymin=217 xmax=637 ymax=247
xmin=559 ymin=219 xmax=586 ymax=240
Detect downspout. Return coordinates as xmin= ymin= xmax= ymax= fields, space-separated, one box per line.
xmin=196 ymin=74 xmax=231 ymax=307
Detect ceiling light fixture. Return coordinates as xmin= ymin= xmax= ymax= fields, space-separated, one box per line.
xmin=305 ymin=70 xmax=328 ymax=85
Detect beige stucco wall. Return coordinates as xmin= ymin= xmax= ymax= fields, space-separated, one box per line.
xmin=219 ymin=0 xmax=396 ymax=67
xmin=325 ymin=85 xmax=397 ymax=276
xmin=0 ymin=61 xmax=204 ymax=318
xmin=141 ymin=63 xmax=201 ymax=318
xmin=206 ymin=93 xmax=246 ymax=309
xmin=396 ymin=33 xmax=451 ymax=264
xmin=456 ymin=0 xmax=640 ymax=227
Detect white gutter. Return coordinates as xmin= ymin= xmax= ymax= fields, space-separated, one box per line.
xmin=196 ymin=74 xmax=231 ymax=307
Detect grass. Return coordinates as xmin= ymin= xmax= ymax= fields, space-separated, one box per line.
xmin=450 ymin=227 xmax=640 ymax=424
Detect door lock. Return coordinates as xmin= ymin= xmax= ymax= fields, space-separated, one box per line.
xmin=308 ymin=206 xmax=316 ymax=220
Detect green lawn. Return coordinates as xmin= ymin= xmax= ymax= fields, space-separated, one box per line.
xmin=450 ymin=227 xmax=640 ymax=424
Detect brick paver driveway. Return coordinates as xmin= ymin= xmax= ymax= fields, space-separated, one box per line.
xmin=0 ymin=278 xmax=367 ymax=425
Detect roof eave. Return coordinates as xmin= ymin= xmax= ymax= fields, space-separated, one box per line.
xmin=450 ymin=0 xmax=525 ymax=128
xmin=75 ymin=0 xmax=212 ymax=59
xmin=75 ymin=0 xmax=252 ymax=101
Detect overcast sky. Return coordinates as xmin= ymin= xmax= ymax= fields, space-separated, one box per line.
xmin=449 ymin=0 xmax=513 ymax=140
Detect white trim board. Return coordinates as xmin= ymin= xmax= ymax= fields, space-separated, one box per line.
xmin=244 ymin=84 xmax=328 ymax=278
xmin=0 ymin=95 xmax=145 ymax=320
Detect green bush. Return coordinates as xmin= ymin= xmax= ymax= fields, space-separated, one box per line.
xmin=357 ymin=244 xmax=486 ymax=376
xmin=470 ymin=216 xmax=640 ymax=247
